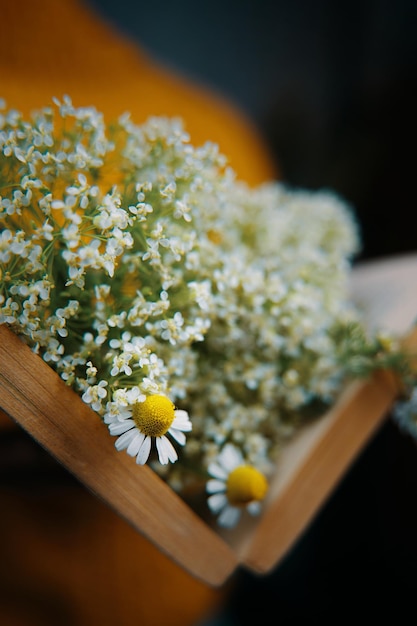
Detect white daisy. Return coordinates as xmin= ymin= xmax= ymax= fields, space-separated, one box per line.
xmin=107 ymin=394 xmax=191 ymax=465
xmin=206 ymin=443 xmax=268 ymax=528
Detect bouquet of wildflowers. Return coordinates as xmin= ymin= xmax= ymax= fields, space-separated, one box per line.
xmin=0 ymin=97 xmax=415 ymax=529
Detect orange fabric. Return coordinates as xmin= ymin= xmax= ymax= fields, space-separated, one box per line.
xmin=0 ymin=486 xmax=235 ymax=626
xmin=0 ymin=0 xmax=277 ymax=187
xmin=0 ymin=1 xmax=278 ymax=624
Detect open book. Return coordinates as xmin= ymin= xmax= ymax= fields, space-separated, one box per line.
xmin=0 ymin=252 xmax=416 ymax=586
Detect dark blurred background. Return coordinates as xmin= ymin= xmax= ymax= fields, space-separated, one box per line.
xmin=87 ymin=0 xmax=417 ymax=623
xmin=90 ymin=0 xmax=417 ymax=263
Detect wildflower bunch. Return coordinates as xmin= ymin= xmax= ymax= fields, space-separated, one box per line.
xmin=1 ymin=97 xmax=414 ymax=528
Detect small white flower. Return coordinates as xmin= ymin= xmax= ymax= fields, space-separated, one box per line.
xmin=82 ymin=380 xmax=108 ymax=412
xmin=107 ymin=394 xmax=191 ymax=465
xmin=0 ymin=297 xmax=19 ymax=324
xmin=206 ymin=443 xmax=268 ymax=528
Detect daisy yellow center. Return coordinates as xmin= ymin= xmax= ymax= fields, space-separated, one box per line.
xmin=132 ymin=395 xmax=175 ymax=437
xmin=226 ymin=465 xmax=268 ymax=506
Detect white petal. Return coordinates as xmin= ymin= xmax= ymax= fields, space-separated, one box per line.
xmin=206 ymin=479 xmax=226 ymax=494
xmin=156 ymin=436 xmax=178 ymax=465
xmin=126 ymin=432 xmax=145 ymax=457
xmin=207 ymin=492 xmax=227 ymax=514
xmin=115 ymin=429 xmax=137 ymax=451
xmin=109 ymin=419 xmax=135 ymax=436
xmin=218 ymin=505 xmax=241 ymax=528
xmin=172 ymin=410 xmax=192 ymax=431
xmin=247 ymin=501 xmax=262 ymax=516
xmin=135 ymin=436 xmax=152 ymax=465
xmin=168 ymin=427 xmax=186 ymax=445
xmin=219 ymin=443 xmax=242 ymax=472
xmin=207 ymin=461 xmax=228 ymax=481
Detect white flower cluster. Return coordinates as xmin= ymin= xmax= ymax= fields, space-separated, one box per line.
xmin=1 ymin=96 xmax=411 ymax=527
